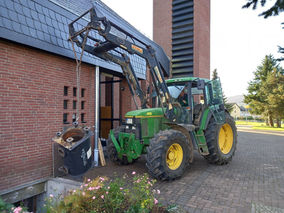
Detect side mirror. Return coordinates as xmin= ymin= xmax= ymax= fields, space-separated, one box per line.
xmin=197 ymin=80 xmax=205 ymax=90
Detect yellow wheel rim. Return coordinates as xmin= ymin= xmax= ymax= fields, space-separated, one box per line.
xmin=218 ymin=123 xmax=234 ymax=154
xmin=166 ymin=143 xmax=183 ymax=170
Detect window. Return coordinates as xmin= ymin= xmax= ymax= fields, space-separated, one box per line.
xmin=73 ymin=87 xmax=77 ymax=97
xmin=63 ymin=113 xmax=68 ymax=124
xmin=81 ymin=88 xmax=85 ymax=97
xmin=81 ymin=101 xmax=85 ymax=110
xmin=64 ymin=86 xmax=68 ymax=96
xmin=63 ymin=100 xmax=68 ymax=109
xmin=73 ymin=100 xmax=77 ymax=109
xmin=81 ymin=113 xmax=86 ymax=123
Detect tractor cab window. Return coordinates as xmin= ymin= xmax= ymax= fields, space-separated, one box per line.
xmin=168 ymin=85 xmax=189 ymax=107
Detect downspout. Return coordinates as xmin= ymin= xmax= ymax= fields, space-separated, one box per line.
xmin=94 ymin=66 xmax=100 ymax=166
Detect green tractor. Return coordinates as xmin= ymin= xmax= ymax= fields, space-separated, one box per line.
xmin=107 ymin=77 xmax=237 ymax=180
xmin=69 ymin=6 xmax=237 ymax=180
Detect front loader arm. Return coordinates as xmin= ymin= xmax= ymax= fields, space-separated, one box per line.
xmin=69 ymin=7 xmax=177 ymax=121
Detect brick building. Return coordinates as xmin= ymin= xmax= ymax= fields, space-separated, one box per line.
xmin=153 ymin=0 xmax=210 ymax=78
xmin=0 ymin=0 xmax=157 ymax=205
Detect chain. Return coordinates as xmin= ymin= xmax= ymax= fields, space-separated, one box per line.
xmin=70 ymin=28 xmax=90 ymax=125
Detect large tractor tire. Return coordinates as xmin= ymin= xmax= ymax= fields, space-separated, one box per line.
xmin=106 ymin=126 xmax=130 ymax=165
xmin=146 ymin=129 xmax=191 ymax=180
xmin=204 ymin=112 xmax=237 ymax=165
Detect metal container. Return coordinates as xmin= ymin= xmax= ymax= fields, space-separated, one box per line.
xmin=53 ymin=126 xmax=93 ymax=176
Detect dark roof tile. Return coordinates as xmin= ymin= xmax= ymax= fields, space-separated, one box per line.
xmin=45 ymin=16 xmax=52 ymax=26
xmin=12 ymin=21 xmax=21 ymax=32
xmin=31 ymin=9 xmax=38 ymax=20
xmin=48 ymin=10 xmax=55 ymax=19
xmin=22 ymin=6 xmax=30 ymax=17
xmin=38 ymin=13 xmax=46 ymax=24
xmin=34 ymin=20 xmax=42 ymax=31
xmin=43 ymin=32 xmax=51 ymax=43
xmin=5 ymin=1 xmax=14 ymax=11
xmin=8 ymin=10 xmax=18 ymax=21
xmin=27 ymin=0 xmax=35 ymax=11
xmin=36 ymin=30 xmax=44 ymax=41
xmin=26 ymin=17 xmax=34 ymax=28
xmin=2 ymin=17 xmax=12 ymax=30
xmin=47 ymin=26 xmax=55 ymax=35
xmin=51 ymin=19 xmax=58 ymax=29
xmin=20 ymin=0 xmax=28 ymax=7
xmin=21 ymin=24 xmax=30 ymax=36
xmin=57 ymin=38 xmax=63 ymax=47
xmin=50 ymin=35 xmax=57 ymax=45
xmin=29 ymin=27 xmax=36 ymax=38
xmin=0 ymin=1 xmax=5 ymax=8
xmin=35 ymin=3 xmax=43 ymax=13
xmin=0 ymin=6 xmax=9 ymax=18
xmin=17 ymin=14 xmax=27 ymax=25
xmin=41 ymin=23 xmax=48 ymax=33
xmin=42 ymin=6 xmax=49 ymax=16
xmin=14 ymin=2 xmax=22 ymax=14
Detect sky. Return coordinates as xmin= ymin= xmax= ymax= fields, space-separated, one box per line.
xmin=101 ymin=0 xmax=284 ymax=97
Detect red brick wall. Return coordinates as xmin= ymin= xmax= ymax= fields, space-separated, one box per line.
xmin=0 ymin=39 xmax=95 ymax=191
xmin=193 ymin=0 xmax=210 ymax=79
xmin=153 ymin=0 xmax=172 ymax=58
xmin=153 ymin=0 xmax=210 ymax=79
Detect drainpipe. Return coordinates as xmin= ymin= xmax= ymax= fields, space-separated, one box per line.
xmin=94 ymin=66 xmax=100 ymax=166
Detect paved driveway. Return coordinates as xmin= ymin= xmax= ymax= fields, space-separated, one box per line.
xmin=84 ymin=131 xmax=284 ymax=213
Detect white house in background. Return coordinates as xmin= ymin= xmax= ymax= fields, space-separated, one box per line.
xmin=230 ymin=103 xmax=251 ymax=119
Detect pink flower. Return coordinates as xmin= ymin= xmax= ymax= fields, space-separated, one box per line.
xmin=87 ymin=178 xmax=91 ymax=182
xmin=132 ymin=171 xmax=136 ymax=175
xmin=99 ymin=177 xmax=105 ymax=181
xmin=84 ymin=184 xmax=88 ymax=187
xmin=120 ymin=187 xmax=123 ymax=190
xmin=49 ymin=194 xmax=54 ymax=198
xmin=82 ymin=192 xmax=85 ymax=196
xmin=73 ymin=190 xmax=76 ymax=193
xmin=13 ymin=207 xmax=22 ymax=213
xmin=101 ymin=195 xmax=104 ymax=199
xmin=92 ymin=196 xmax=96 ymax=200
xmin=107 ymin=186 xmax=110 ymax=189
xmin=106 ymin=191 xmax=109 ymax=194
xmin=157 ymin=189 xmax=160 ymax=194
xmin=154 ymin=198 xmax=158 ymax=205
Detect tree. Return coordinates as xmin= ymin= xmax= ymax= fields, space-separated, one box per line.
xmin=211 ymin=69 xmax=234 ymax=113
xmin=261 ymin=68 xmax=284 ymax=127
xmin=244 ymin=55 xmax=282 ymax=127
xmin=242 ymin=0 xmax=284 ymax=18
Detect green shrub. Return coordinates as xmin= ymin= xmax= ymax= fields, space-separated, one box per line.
xmin=45 ymin=172 xmax=162 ymax=213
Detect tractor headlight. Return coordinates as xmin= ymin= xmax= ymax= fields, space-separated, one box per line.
xmin=126 ymin=118 xmax=133 ymax=124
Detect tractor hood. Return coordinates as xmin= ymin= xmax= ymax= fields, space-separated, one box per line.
xmin=125 ymin=108 xmax=164 ymax=118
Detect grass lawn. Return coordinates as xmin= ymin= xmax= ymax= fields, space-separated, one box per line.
xmin=236 ymin=121 xmax=284 ymax=131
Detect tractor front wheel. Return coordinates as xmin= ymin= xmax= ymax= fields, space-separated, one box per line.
xmin=204 ymin=112 xmax=237 ymax=164
xmin=146 ymin=129 xmax=191 ymax=180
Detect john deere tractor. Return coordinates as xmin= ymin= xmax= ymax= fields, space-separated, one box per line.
xmin=69 ymin=5 xmax=237 ymax=180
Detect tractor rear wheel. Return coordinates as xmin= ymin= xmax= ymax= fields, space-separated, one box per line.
xmin=204 ymin=112 xmax=237 ymax=164
xmin=107 ymin=126 xmax=130 ymax=165
xmin=146 ymin=129 xmax=191 ymax=180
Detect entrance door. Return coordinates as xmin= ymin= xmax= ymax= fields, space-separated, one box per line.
xmin=100 ymin=75 xmax=122 ymax=139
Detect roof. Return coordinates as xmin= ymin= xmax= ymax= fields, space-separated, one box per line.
xmin=0 ymin=0 xmax=164 ymax=79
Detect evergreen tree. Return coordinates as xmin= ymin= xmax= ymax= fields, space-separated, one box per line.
xmin=261 ymin=68 xmax=284 ymax=127
xmin=242 ymin=0 xmax=284 ymax=18
xmin=244 ymin=55 xmax=282 ymax=126
xmin=211 ymin=69 xmax=234 ymax=113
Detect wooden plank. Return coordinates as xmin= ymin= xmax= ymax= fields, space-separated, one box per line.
xmin=98 ymin=138 xmax=106 ymax=166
